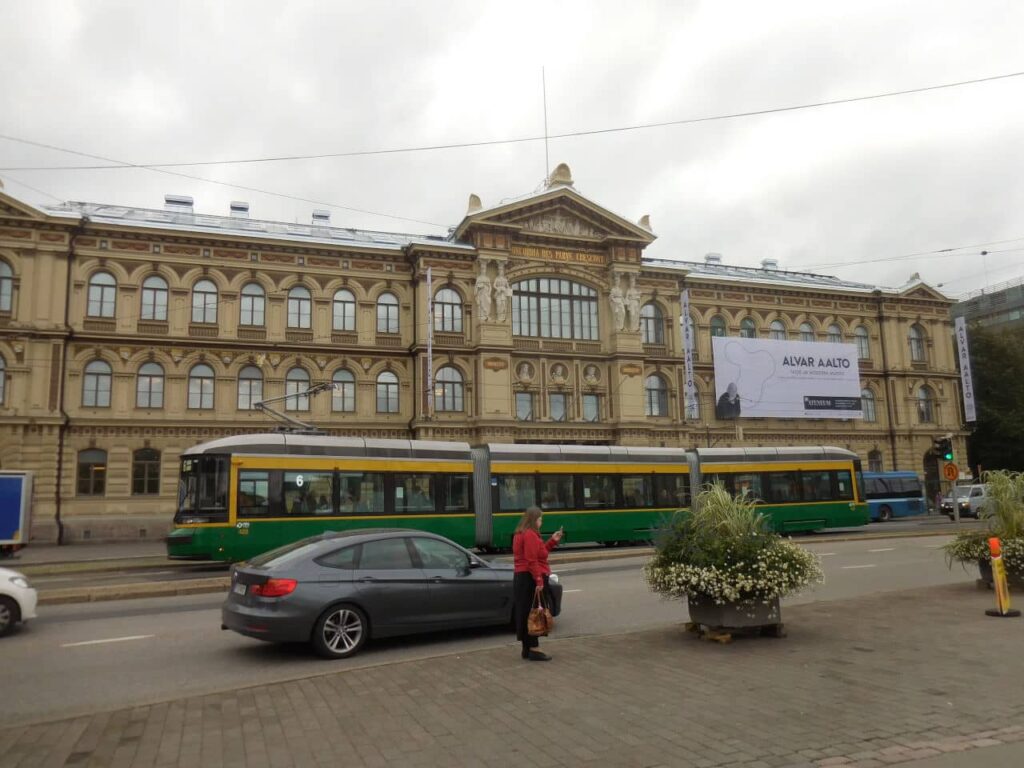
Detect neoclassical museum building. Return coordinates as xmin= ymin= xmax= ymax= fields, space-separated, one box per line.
xmin=0 ymin=165 xmax=964 ymax=541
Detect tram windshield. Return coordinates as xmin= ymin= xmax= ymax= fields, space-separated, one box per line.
xmin=176 ymin=455 xmax=230 ymax=523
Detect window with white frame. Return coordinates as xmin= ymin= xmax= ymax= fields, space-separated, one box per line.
xmin=333 ymin=289 xmax=356 ymax=331
xmin=285 ymin=367 xmax=310 ymax=411
xmin=191 ymin=280 xmax=218 ymax=324
xmin=377 ymin=293 xmax=399 ymax=334
xmin=287 ymin=286 xmax=312 ymax=329
xmin=240 ymin=283 xmax=265 ymax=326
xmin=237 ymin=366 xmax=263 ymax=410
xmin=512 ymin=278 xmax=598 ymax=340
xmin=434 ymin=366 xmax=464 ymax=412
xmin=87 ymin=272 xmax=116 ymax=318
xmin=188 ymin=364 xmax=215 ymax=409
xmin=140 ymin=275 xmax=168 ymax=321
xmin=82 ymin=360 xmax=112 ymax=407
xmin=433 ymin=288 xmax=463 ymax=333
xmin=136 ymin=362 xmax=164 ymax=408
xmin=376 ymin=371 xmax=399 ymax=413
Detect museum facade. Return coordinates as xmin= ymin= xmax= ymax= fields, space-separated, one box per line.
xmin=0 ymin=165 xmax=964 ymax=541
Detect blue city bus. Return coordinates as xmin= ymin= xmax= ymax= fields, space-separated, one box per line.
xmin=862 ymin=471 xmax=925 ymax=522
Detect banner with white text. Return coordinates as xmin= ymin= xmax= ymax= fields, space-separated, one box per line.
xmin=711 ymin=336 xmax=863 ymax=419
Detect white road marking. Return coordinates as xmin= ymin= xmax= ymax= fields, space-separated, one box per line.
xmin=564 ymin=589 xmax=583 ymax=593
xmin=869 ymin=548 xmax=895 ymax=553
xmin=818 ymin=553 xmax=837 ymax=557
xmin=841 ymin=564 xmax=877 ymax=570
xmin=61 ymin=635 xmax=155 ymax=648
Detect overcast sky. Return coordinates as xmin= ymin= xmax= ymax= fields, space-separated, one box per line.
xmin=2 ymin=1 xmax=1022 ymax=298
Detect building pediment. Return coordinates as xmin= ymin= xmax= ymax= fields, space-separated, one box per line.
xmin=900 ymin=283 xmax=950 ymax=302
xmin=0 ymin=188 xmax=49 ymax=220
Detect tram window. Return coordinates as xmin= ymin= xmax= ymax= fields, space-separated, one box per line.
xmin=702 ymin=473 xmax=730 ymax=493
xmin=579 ymin=475 xmax=616 ymax=509
xmin=176 ymin=454 xmax=229 ymax=523
xmin=622 ymin=475 xmax=654 ymax=508
xmin=440 ymin=474 xmax=472 ymax=513
xmin=655 ymin=474 xmax=690 ymax=507
xmin=238 ymin=470 xmax=270 ymax=517
xmin=283 ymin=471 xmax=334 ymax=516
xmin=498 ymin=475 xmax=536 ymax=512
xmin=801 ymin=471 xmax=833 ymax=501
xmin=732 ymin=473 xmax=763 ymax=502
xmin=395 ymin=474 xmax=436 ymax=514
xmin=834 ymin=470 xmax=854 ymax=500
xmin=766 ymin=472 xmax=799 ymax=503
xmin=539 ymin=475 xmax=573 ymax=510
xmin=338 ymin=472 xmax=385 ymax=515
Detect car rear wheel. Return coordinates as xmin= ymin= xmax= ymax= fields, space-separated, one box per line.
xmin=0 ymin=596 xmax=18 ymax=637
xmin=311 ymin=604 xmax=368 ymax=659
xmin=878 ymin=505 xmax=892 ymax=522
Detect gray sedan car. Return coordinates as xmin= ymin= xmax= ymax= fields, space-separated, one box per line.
xmin=222 ymin=529 xmax=562 ymax=659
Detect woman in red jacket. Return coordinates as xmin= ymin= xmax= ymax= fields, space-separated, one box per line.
xmin=512 ymin=506 xmax=562 ymax=661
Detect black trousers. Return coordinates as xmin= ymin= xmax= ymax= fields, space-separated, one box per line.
xmin=514 ymin=572 xmax=548 ymax=654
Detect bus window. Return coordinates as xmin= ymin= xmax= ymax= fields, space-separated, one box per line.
xmin=238 ymin=470 xmax=270 ymax=517
xmin=395 ymin=474 xmax=436 ymax=514
xmin=283 ymin=471 xmax=334 ymax=516
xmin=339 ymin=472 xmax=384 ymax=515
xmin=539 ymin=475 xmax=573 ymax=510
xmin=176 ymin=454 xmax=229 ymax=523
xmin=766 ymin=472 xmax=799 ymax=503
xmin=702 ymin=473 xmax=731 ymax=494
xmin=622 ymin=475 xmax=654 ymax=508
xmin=440 ymin=474 xmax=472 ymax=513
xmin=655 ymin=474 xmax=690 ymax=507
xmin=498 ymin=475 xmax=536 ymax=512
xmin=834 ymin=470 xmax=854 ymax=500
xmin=801 ymin=471 xmax=832 ymax=501
xmin=579 ymin=475 xmax=616 ymax=509
xmin=732 ymin=473 xmax=763 ymax=502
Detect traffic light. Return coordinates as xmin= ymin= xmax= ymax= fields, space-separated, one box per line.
xmin=935 ymin=437 xmax=954 ymax=461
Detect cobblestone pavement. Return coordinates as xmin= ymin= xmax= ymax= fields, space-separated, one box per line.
xmin=4 ymin=582 xmax=1023 ymax=768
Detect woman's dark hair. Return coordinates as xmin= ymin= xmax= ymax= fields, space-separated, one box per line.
xmin=514 ymin=506 xmax=543 ymax=534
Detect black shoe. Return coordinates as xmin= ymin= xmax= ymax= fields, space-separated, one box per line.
xmin=527 ymin=651 xmax=551 ymax=661
xmin=521 ymin=649 xmax=530 ymax=659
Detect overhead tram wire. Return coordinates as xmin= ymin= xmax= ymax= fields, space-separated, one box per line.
xmin=1 ymin=69 xmax=1023 ymax=172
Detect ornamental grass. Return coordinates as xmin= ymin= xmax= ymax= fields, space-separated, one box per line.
xmin=944 ymin=470 xmax=1024 ymax=574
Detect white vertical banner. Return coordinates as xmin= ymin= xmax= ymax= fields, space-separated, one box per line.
xmin=426 ymin=267 xmax=434 ymax=418
xmin=954 ymin=315 xmax=976 ymax=423
xmin=681 ymin=289 xmax=699 ymax=419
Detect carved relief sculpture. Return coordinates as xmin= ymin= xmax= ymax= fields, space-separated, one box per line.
xmin=492 ymin=262 xmax=512 ymax=323
xmin=474 ymin=260 xmax=492 ymax=322
xmin=609 ymin=271 xmax=626 ymax=332
xmin=516 ymin=361 xmax=534 ymax=382
xmin=625 ymin=273 xmax=642 ymax=332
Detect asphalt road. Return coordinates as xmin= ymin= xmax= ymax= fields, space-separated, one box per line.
xmin=2 ymin=534 xmax=980 ymax=728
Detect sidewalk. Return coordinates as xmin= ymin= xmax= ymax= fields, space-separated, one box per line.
xmin=4 ymin=581 xmax=1023 ymax=768
xmin=3 ymin=540 xmax=166 ymax=566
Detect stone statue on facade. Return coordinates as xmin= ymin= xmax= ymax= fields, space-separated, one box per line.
xmin=625 ymin=272 xmax=642 ymax=332
xmin=475 ymin=261 xmax=492 ymax=322
xmin=609 ymin=272 xmax=626 ymax=332
xmin=492 ymin=262 xmax=512 ymax=323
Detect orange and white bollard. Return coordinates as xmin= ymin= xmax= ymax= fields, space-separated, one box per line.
xmin=986 ymin=537 xmax=1021 ymax=618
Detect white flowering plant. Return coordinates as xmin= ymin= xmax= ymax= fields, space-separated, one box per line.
xmin=643 ymin=483 xmax=823 ymax=606
xmin=944 ymin=470 xmax=1024 ymax=577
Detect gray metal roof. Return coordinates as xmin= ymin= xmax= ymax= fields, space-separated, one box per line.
xmin=44 ymin=201 xmax=473 ymax=253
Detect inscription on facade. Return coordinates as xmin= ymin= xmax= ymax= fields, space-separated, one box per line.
xmin=510 ymin=244 xmax=605 ymax=266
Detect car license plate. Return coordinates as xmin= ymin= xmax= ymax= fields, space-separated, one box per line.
xmin=232 ymin=582 xmax=246 ymax=596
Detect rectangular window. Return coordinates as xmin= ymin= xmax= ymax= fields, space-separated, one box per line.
xmin=238 ymin=470 xmax=271 ymax=517
xmin=549 ymin=393 xmax=567 ymax=422
xmin=131 ymin=454 xmax=161 ymax=495
xmin=834 ymin=470 xmax=854 ymax=501
xmin=283 ymin=471 xmax=334 ymax=516
xmin=440 ymin=474 xmax=472 ymax=513
xmin=732 ymin=472 xmax=764 ymax=501
xmin=654 ymin=474 xmax=690 ymax=507
xmin=141 ymin=289 xmax=167 ymax=321
xmin=498 ymin=474 xmax=536 ymax=512
xmin=240 ymin=296 xmax=265 ymax=326
xmin=583 ymin=394 xmax=600 ymax=422
xmin=537 ymin=475 xmax=573 ymax=510
xmin=175 ymin=455 xmax=229 ymax=523
xmin=515 ymin=392 xmax=534 ymax=421
xmin=395 ymin=474 xmax=436 ymax=514
xmin=338 ymin=472 xmax=385 ymax=515
xmin=766 ymin=472 xmax=800 ymax=504
xmin=622 ymin=475 xmax=654 ymax=508
xmin=580 ymin=475 xmax=616 ymax=509
xmin=800 ymin=470 xmax=833 ymax=502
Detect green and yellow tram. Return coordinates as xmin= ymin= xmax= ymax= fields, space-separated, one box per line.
xmin=166 ymin=434 xmax=868 ymax=562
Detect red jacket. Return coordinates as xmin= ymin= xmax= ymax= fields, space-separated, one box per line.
xmin=513 ymin=528 xmax=558 ymax=587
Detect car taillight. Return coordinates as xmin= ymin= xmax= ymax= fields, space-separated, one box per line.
xmin=250 ymin=578 xmax=298 ymax=597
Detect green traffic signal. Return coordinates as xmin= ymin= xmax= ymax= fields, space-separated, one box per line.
xmin=938 ymin=437 xmax=954 ymax=461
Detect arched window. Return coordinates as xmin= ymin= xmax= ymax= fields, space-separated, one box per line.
xmin=333 ymin=289 xmax=356 ymax=331
xmin=739 ymin=318 xmax=756 ymax=338
xmin=0 ymin=355 xmax=6 ymax=405
xmin=433 ymin=288 xmax=463 ymax=333
xmin=82 ymin=360 xmax=112 ymax=407
xmin=867 ymin=449 xmax=883 ymax=473
xmin=87 ymin=272 xmax=116 ymax=318
xmin=237 ymin=366 xmax=263 ymax=410
xmin=917 ymin=385 xmax=935 ymax=423
xmin=285 ymin=368 xmax=310 ymax=411
xmin=0 ymin=260 xmax=12 ymax=312
xmin=710 ymin=316 xmax=727 ymax=338
xmin=332 ymin=368 xmax=355 ymax=412
xmin=240 ymin=283 xmax=265 ymax=326
xmin=188 ymin=364 xmax=215 ymax=409
xmin=287 ymin=286 xmax=312 ymax=329
xmin=140 ymin=275 xmax=168 ymax=321
xmin=512 ymin=278 xmax=598 ymax=340
xmin=191 ymin=279 xmax=218 ymax=324
xmin=644 ymin=374 xmax=669 ymax=417
xmin=77 ymin=449 xmax=107 ymax=496
xmin=826 ymin=323 xmax=842 ymax=343
xmin=136 ymin=362 xmax=164 ymax=408
xmin=799 ymin=322 xmax=815 ymax=342
xmin=131 ymin=448 xmax=161 ymax=496
xmin=377 ymin=292 xmax=399 ymax=334
xmin=861 ymin=388 xmax=876 ymax=422
xmin=769 ymin=320 xmax=786 ymax=340
xmin=376 ymin=371 xmax=399 ymax=413
xmin=854 ymin=325 xmax=870 ymax=359
xmin=641 ymin=303 xmax=664 ymax=344
xmin=909 ymin=323 xmax=926 ymax=362
xmin=434 ymin=366 xmax=464 ymax=412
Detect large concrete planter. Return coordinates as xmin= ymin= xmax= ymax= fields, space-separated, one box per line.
xmin=686 ymin=594 xmax=784 ymax=641
xmin=977 ymin=559 xmax=1024 ymax=589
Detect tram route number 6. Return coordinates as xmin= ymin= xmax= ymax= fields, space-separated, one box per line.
xmin=943 ymin=463 xmax=959 ymax=482
xmin=295 ymin=475 xmax=304 ymax=487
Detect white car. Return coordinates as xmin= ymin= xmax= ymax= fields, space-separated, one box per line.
xmin=0 ymin=566 xmax=38 ymax=636
xmin=941 ymin=485 xmax=988 ymax=519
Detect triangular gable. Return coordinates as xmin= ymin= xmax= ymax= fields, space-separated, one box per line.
xmin=453 ymin=185 xmax=655 ymax=245
xmin=900 ymin=282 xmax=950 ymax=301
xmin=0 ymin=187 xmax=50 ymax=220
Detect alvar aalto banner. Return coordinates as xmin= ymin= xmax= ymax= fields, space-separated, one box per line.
xmin=711 ymin=336 xmax=863 ymax=420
